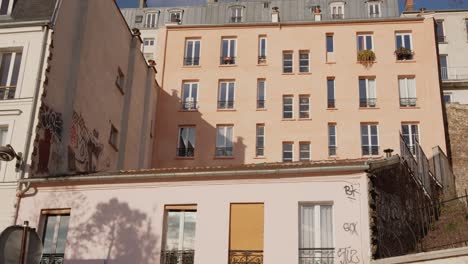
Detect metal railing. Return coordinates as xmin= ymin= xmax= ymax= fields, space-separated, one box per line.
xmin=329 ymin=146 xmax=337 ymax=157
xmin=181 ymin=101 xmax=198 ymax=110
xmin=230 ymin=16 xmax=242 ymax=23
xmin=0 ymin=86 xmax=16 ymax=100
xmin=257 ymin=100 xmax=265 ymax=109
xmin=362 ymin=146 xmax=379 ymax=156
xmin=432 ymin=146 xmax=456 ymax=199
xmin=215 ymin=147 xmax=233 ymax=157
xmin=218 ymin=100 xmax=234 ymax=109
xmin=229 ymin=250 xmax=263 ymax=264
xmin=360 ymin=98 xmax=377 ymax=108
xmin=440 ymin=66 xmax=468 ymax=81
xmin=177 ymin=147 xmax=195 ymax=157
xmin=400 ymin=98 xmax=417 ymax=107
xmin=256 ymin=147 xmax=264 ymax=157
xmin=331 ymin=14 xmax=344 ymax=19
xmin=258 ymin=56 xmax=267 ymax=64
xmin=184 ymin=57 xmax=200 ymax=66
xmin=40 ymin=253 xmax=64 ymax=264
xmin=220 ymin=56 xmax=236 ymax=65
xmin=161 ymin=250 xmax=195 ymax=264
xmin=369 ymin=12 xmax=380 ymax=18
xmin=299 ymin=248 xmax=334 ymax=264
xmin=327 ymin=99 xmax=336 ymax=108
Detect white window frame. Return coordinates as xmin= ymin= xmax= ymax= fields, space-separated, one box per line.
xmin=328 ymin=124 xmax=337 ymax=157
xmin=145 ymin=12 xmax=158 ymax=28
xmin=299 ymin=142 xmax=311 ymax=161
xmin=299 ymin=51 xmax=310 ymax=73
xmin=258 ymin=36 xmax=267 ymax=61
xmin=169 ymin=10 xmax=183 ymax=23
xmin=256 ymin=124 xmax=265 ymax=157
xmin=357 ymin=34 xmax=374 ymax=51
xmin=177 ymin=126 xmax=195 ymax=157
xmin=163 ymin=209 xmax=197 ymax=251
xmin=299 ymin=95 xmax=310 ymax=119
xmin=361 ymin=124 xmax=379 ymax=156
xmin=359 ymin=78 xmax=377 ymax=107
xmin=185 ymin=39 xmax=201 ymax=66
xmin=283 ymin=51 xmax=293 ymax=73
xmin=0 ymin=0 xmax=14 ymax=16
xmin=299 ymin=204 xmax=335 ymax=249
xmin=257 ymin=79 xmax=266 ymax=109
xmin=398 ymin=77 xmax=417 ymax=107
xmin=143 ymin=38 xmax=155 ymax=47
xmin=401 ymin=123 xmax=419 ymax=154
xmin=181 ymin=82 xmax=198 ymax=110
xmin=221 ymin=38 xmax=237 ymax=63
xmin=368 ymin=2 xmax=381 ymax=18
xmin=230 ymin=6 xmax=243 ymax=23
xmin=395 ymin=33 xmax=412 ymax=49
xmin=282 ymin=142 xmax=294 ymax=162
xmin=41 ymin=212 xmax=71 ymax=256
xmin=216 ymin=125 xmax=233 ymax=156
xmin=218 ymin=81 xmax=235 ymax=109
xmin=283 ymin=96 xmax=294 ymax=119
xmin=330 ymin=2 xmax=344 ymax=19
xmin=0 ymin=49 xmax=22 ymax=100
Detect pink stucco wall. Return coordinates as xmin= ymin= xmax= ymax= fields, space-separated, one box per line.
xmin=153 ymin=18 xmax=446 ymax=168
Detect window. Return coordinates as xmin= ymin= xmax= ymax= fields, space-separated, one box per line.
xmin=161 ymin=206 xmax=196 ymax=264
xmin=283 ymin=51 xmax=293 ymax=73
xmin=299 ymin=204 xmax=334 ymax=264
xmin=218 ymin=81 xmax=235 ymax=109
xmin=326 ymin=34 xmax=334 ymax=53
xmin=0 ymin=50 xmax=21 ymax=100
xmin=299 ymin=51 xmax=310 ymax=73
xmin=169 ymin=11 xmax=182 ymax=23
xmin=258 ymin=36 xmax=267 ymax=64
xmin=357 ymin=34 xmax=373 ymax=51
xmin=181 ymin=82 xmax=198 ymax=110
xmin=328 ymin=124 xmax=337 ymax=156
xmin=359 ymin=78 xmax=376 ymax=107
xmin=0 ymin=0 xmax=12 ymax=15
xmin=299 ymin=142 xmax=310 ymax=161
xmin=439 ymin=55 xmax=448 ymax=80
xmin=330 ymin=2 xmax=344 ymax=19
xmin=115 ymin=67 xmax=125 ymax=93
xmin=184 ymin=39 xmax=201 ymax=66
xmin=402 ymin=123 xmax=419 ymax=154
xmin=465 ymin=19 xmax=468 ymax=40
xmin=109 ymin=124 xmax=119 ymax=150
xmin=229 ymin=204 xmax=264 ymax=264
xmin=0 ymin=126 xmax=8 ymax=146
xmin=256 ymin=124 xmax=265 ymax=157
xmin=216 ymin=125 xmax=233 ymax=157
xmin=283 ymin=96 xmax=293 ymax=119
xmin=361 ymin=124 xmax=379 ymax=156
xmin=144 ymin=53 xmax=154 ymax=61
xmin=145 ymin=12 xmax=158 ymax=28
xmin=299 ymin=95 xmax=310 ymax=119
xmin=395 ymin=33 xmax=413 ymax=60
xmin=443 ymin=93 xmax=452 ymax=104
xmin=41 ymin=211 xmax=70 ymax=264
xmin=282 ymin=142 xmax=293 ymax=162
xmin=135 ymin=15 xmax=143 ymax=23
xmin=257 ymin=79 xmax=266 ymax=109
xmin=436 ymin=20 xmax=445 ymax=43
xmin=230 ymin=6 xmax=243 ymax=23
xmin=263 ymin=2 xmax=270 ymax=8
xmin=327 ymin=78 xmax=335 ymax=108
xmin=398 ymin=77 xmax=416 ymax=107
xmin=177 ymin=127 xmax=195 ymax=157
xmin=144 ymin=38 xmax=155 ymax=47
xmin=309 ymin=5 xmax=321 ymax=14
xmin=221 ymin=38 xmax=236 ymax=65
xmin=368 ymin=2 xmax=381 ymax=18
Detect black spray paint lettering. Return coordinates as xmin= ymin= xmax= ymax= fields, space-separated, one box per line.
xmin=343 ymin=222 xmax=358 ymax=235
xmin=337 ymin=247 xmax=360 ymax=264
xmin=344 ymin=184 xmax=360 ymax=200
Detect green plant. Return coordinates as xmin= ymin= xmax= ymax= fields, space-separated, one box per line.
xmin=395 ymin=47 xmax=414 ymax=60
xmin=357 ymin=50 xmax=376 ymax=65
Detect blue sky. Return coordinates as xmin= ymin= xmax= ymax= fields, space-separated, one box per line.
xmin=117 ymin=0 xmax=468 ymax=11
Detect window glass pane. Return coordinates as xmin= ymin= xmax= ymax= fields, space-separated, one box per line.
xmin=10 ymin=53 xmax=21 ymax=86
xmin=0 ymin=0 xmax=10 ymax=15
xmin=222 ymin=40 xmax=229 ymax=57
xmin=396 ymin=35 xmax=402 ymax=49
xmin=326 ymin=36 xmax=334 ymax=52
xmin=359 ymin=79 xmax=367 ymax=99
xmin=186 ymin=41 xmax=193 ymax=57
xmin=55 ymin=215 xmax=70 ymax=254
xmin=43 ymin=216 xmax=58 ymax=254
xmin=166 ymin=211 xmax=181 ymax=250
xmin=320 ymin=205 xmax=333 ymax=248
xmin=404 ymin=35 xmax=411 ymax=49
xmin=226 ymin=126 xmax=233 ymax=147
xmin=219 ymin=83 xmax=227 ymax=101
xmin=300 ymin=205 xmax=314 ymax=248
xmin=328 ymin=125 xmax=336 ymax=145
xmin=361 ymin=125 xmax=369 ymax=144
xmin=187 ymin=128 xmax=195 ymax=148
xmin=228 ymin=82 xmax=235 ymax=101
xmin=0 ymin=53 xmax=12 ymax=86
xmin=327 ymin=80 xmax=335 ymax=100
xmin=357 ymin=36 xmax=364 ymax=51
xmin=194 ymin=41 xmax=200 ymax=58
xmin=366 ymin=36 xmax=373 ymax=50
xmin=217 ymin=127 xmax=225 ymax=147
xmin=230 ymin=40 xmax=236 ymax=56
xmin=183 ymin=212 xmax=197 ymax=250
xmin=436 ymin=21 xmax=444 ymax=37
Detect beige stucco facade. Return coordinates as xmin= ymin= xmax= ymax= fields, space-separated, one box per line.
xmin=153 ymin=18 xmax=446 ymax=168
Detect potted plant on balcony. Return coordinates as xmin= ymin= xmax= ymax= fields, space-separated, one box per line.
xmin=357 ymin=50 xmax=376 ymax=66
xmin=223 ymin=56 xmax=233 ymax=64
xmin=395 ymin=47 xmax=414 ymax=60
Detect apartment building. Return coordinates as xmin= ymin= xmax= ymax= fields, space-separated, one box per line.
xmin=403 ymin=9 xmax=468 ymax=104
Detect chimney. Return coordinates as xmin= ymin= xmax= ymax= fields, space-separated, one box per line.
xmin=139 ymin=0 xmax=147 ymax=8
xmin=272 ymin=7 xmax=280 ymax=23
xmin=404 ymin=0 xmax=414 ymax=11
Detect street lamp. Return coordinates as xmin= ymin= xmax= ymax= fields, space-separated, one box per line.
xmin=0 ymin=144 xmax=23 ymax=169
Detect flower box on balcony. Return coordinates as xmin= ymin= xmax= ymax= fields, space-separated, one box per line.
xmin=395 ymin=47 xmax=414 ymax=60
xmin=357 ymin=50 xmax=376 ymax=66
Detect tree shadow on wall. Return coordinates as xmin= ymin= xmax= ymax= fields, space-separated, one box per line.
xmin=67 ymin=198 xmax=159 ymax=264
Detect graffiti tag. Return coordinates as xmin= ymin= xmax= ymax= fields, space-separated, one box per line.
xmin=344 ymin=184 xmax=360 ymax=200
xmin=343 ymin=222 xmax=358 ymax=235
xmin=337 ymin=247 xmax=360 ymax=264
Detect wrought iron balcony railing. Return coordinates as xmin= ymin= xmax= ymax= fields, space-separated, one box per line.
xmin=256 ymin=147 xmax=264 ymax=157
xmin=327 ymin=99 xmax=336 ymax=108
xmin=257 ymin=99 xmax=265 ymax=109
xmin=40 ymin=253 xmax=64 ymax=264
xmin=215 ymin=147 xmax=233 ymax=157
xmin=329 ymin=146 xmax=337 ymax=157
xmin=218 ymin=100 xmax=234 ymax=109
xmin=258 ymin=56 xmax=267 ymax=64
xmin=181 ymin=100 xmax=198 ymax=110
xmin=359 ymin=98 xmax=377 ymax=108
xmin=220 ymin=56 xmax=236 ymax=65
xmin=229 ymin=250 xmax=263 ymax=264
xmin=369 ymin=12 xmax=380 ymax=18
xmin=177 ymin=147 xmax=195 ymax=157
xmin=331 ymin=14 xmax=344 ymax=19
xmin=230 ymin=16 xmax=242 ymax=23
xmin=400 ymin=97 xmax=417 ymax=107
xmin=362 ymin=146 xmax=380 ymax=156
xmin=0 ymin=86 xmax=16 ymax=100
xmin=299 ymin=248 xmax=334 ymax=264
xmin=161 ymin=250 xmax=195 ymax=264
xmin=184 ymin=57 xmax=200 ymax=66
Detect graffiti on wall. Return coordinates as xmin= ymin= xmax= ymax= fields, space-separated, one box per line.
xmin=344 ymin=184 xmax=360 ymax=201
xmin=337 ymin=247 xmax=360 ymax=264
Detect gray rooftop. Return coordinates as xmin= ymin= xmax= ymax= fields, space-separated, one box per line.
xmin=0 ymin=0 xmax=57 ymax=25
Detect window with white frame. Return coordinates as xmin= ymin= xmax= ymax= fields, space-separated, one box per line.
xmin=398 ymin=77 xmax=416 ymax=107
xmin=221 ymin=38 xmax=237 ymax=64
xmin=330 ymin=2 xmax=344 ymax=19
xmin=436 ymin=20 xmax=445 ymax=43
xmin=327 ymin=78 xmax=335 ymax=108
xmin=182 ymin=82 xmax=198 ymax=110
xmin=282 ymin=142 xmax=293 ymax=162
xmin=283 ymin=51 xmax=293 ymax=73
xmin=161 ymin=206 xmax=196 ymax=264
xmin=0 ymin=0 xmax=13 ymax=16
xmin=402 ymin=123 xmax=419 ymax=155
xmin=257 ymin=79 xmax=266 ymax=109
xmin=299 ymin=51 xmax=310 ymax=73
xmin=0 ymin=126 xmax=8 ymax=146
xmin=230 ymin=6 xmax=243 ymax=23
xmin=465 ymin=19 xmax=468 ymax=40
xmin=177 ymin=127 xmax=195 ymax=157
xmin=143 ymin=38 xmax=155 ymax=47
xmin=145 ymin=12 xmax=158 ymax=28
xmin=299 ymin=95 xmax=310 ymax=119
xmin=368 ymin=2 xmax=381 ymax=18
xmin=169 ymin=10 xmax=182 ymax=23
xmin=328 ymin=124 xmax=337 ymax=157
xmin=0 ymin=50 xmax=22 ymax=100
xmin=258 ymin=36 xmax=267 ymax=63
xmin=361 ymin=124 xmax=379 ymax=156
xmin=283 ymin=96 xmax=293 ymax=119
xmin=299 ymin=204 xmax=334 ymax=263
xmin=218 ymin=81 xmax=235 ymax=109
xmin=326 ymin=34 xmax=334 ymax=53
xmin=443 ymin=93 xmax=452 ymax=104
xmin=216 ymin=125 xmax=233 ymax=157
xmin=359 ymin=78 xmax=376 ymax=107
xmin=299 ymin=142 xmax=310 ymax=161
xmin=357 ymin=34 xmax=373 ymax=51
xmin=135 ymin=15 xmax=143 ymax=24
xmin=256 ymin=124 xmax=265 ymax=157
xmin=41 ymin=211 xmax=70 ymax=263
xmin=184 ymin=39 xmax=201 ymax=66
xmin=395 ymin=33 xmax=413 ymax=60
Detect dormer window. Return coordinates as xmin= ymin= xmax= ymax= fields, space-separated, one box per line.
xmin=0 ymin=0 xmax=13 ymax=16
xmin=330 ymin=2 xmax=345 ymax=19
xmin=145 ymin=12 xmax=158 ymax=28
xmin=230 ymin=6 xmax=243 ymax=23
xmin=168 ymin=9 xmax=183 ymax=23
xmin=368 ymin=1 xmax=381 ymax=18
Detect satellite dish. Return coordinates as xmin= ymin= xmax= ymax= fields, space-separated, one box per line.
xmin=0 ymin=222 xmax=43 ymax=264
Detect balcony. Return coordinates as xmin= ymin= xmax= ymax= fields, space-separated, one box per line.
xmin=400 ymin=98 xmax=417 ymax=107
xmin=220 ymin=56 xmax=236 ymax=65
xmin=258 ymin=56 xmax=267 ymax=64
xmin=331 ymin=14 xmax=344 ymax=19
xmin=395 ymin=48 xmax=414 ymax=61
xmin=362 ymin=146 xmax=379 ymax=156
xmin=437 ymin=35 xmax=447 ymax=43
xmin=0 ymin=86 xmax=16 ymax=100
xmin=161 ymin=250 xmax=195 ymax=264
xmin=256 ymin=147 xmax=264 ymax=157
xmin=177 ymin=147 xmax=195 ymax=158
xmin=257 ymin=100 xmax=265 ymax=109
xmin=359 ymin=98 xmax=377 ymax=108
xmin=181 ymin=100 xmax=198 ymax=111
xmin=218 ymin=100 xmax=234 ymax=109
xmin=327 ymin=99 xmax=336 ymax=108
xmin=440 ymin=67 xmax=468 ymax=81
xmin=40 ymin=253 xmax=64 ymax=264
xmin=229 ymin=250 xmax=263 ymax=264
xmin=184 ymin=57 xmax=200 ymax=66
xmin=230 ymin=16 xmax=242 ymax=23
xmin=299 ymin=248 xmax=334 ymax=264
xmin=369 ymin=12 xmax=380 ymax=18
xmin=329 ymin=146 xmax=337 ymax=157
xmin=215 ymin=147 xmax=233 ymax=157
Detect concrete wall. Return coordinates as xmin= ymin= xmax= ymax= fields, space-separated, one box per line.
xmin=16 ymin=171 xmax=372 ymax=264
xmin=29 ymin=0 xmax=157 ymax=177
xmin=153 ymin=18 xmax=446 ymax=168
xmin=371 ymin=247 xmax=468 ymax=264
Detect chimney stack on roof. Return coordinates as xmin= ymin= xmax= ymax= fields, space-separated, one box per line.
xmin=404 ymin=0 xmax=414 ymax=11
